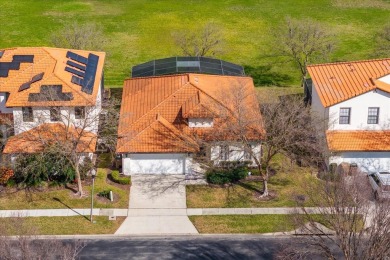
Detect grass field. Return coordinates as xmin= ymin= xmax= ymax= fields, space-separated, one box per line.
xmin=189 ymin=215 xmax=295 ymax=234
xmin=0 ymin=169 xmax=130 ymax=210
xmin=0 ymin=0 xmax=388 ymax=86
xmin=0 ymin=216 xmax=125 ymax=235
xmin=186 ymin=167 xmax=318 ymax=208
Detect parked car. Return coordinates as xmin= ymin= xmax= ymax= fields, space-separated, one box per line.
xmin=368 ymin=171 xmax=390 ymax=201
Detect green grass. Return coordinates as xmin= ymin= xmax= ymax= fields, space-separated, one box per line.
xmin=189 ymin=215 xmax=295 ymax=234
xmin=186 ymin=167 xmax=318 ymax=208
xmin=0 ymin=169 xmax=130 ymax=209
xmin=0 ymin=1 xmax=388 ymax=86
xmin=0 ymin=216 xmax=125 ymax=235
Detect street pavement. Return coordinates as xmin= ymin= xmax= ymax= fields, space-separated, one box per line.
xmin=77 ymin=235 xmax=342 ymax=259
xmin=115 ymin=175 xmax=198 ymax=235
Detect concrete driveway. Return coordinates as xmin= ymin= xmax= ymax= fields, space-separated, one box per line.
xmin=115 ymin=175 xmax=198 ymax=235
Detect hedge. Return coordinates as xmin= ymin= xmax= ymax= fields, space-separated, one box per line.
xmin=111 ymin=170 xmax=131 ymax=185
xmin=206 ymin=167 xmax=247 ymax=185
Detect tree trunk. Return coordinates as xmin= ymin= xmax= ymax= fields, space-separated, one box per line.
xmin=260 ymin=166 xmax=270 ymax=197
xmin=75 ymin=164 xmax=83 ymax=197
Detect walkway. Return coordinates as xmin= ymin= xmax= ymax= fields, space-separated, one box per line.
xmin=0 ymin=207 xmax=323 ymax=218
xmin=115 ymin=175 xmax=198 ymax=235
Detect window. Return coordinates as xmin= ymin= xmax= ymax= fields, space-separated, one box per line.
xmin=5 ymin=92 xmax=10 ymax=102
xmin=220 ymin=145 xmax=229 ymax=160
xmin=75 ymin=106 xmax=85 ymax=119
xmin=367 ymin=107 xmax=379 ymax=124
xmin=50 ymin=107 xmax=61 ymax=122
xmin=339 ymin=108 xmax=351 ymax=124
xmin=22 ymin=107 xmax=33 ymax=122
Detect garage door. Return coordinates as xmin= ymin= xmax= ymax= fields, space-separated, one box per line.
xmin=124 ymin=153 xmax=186 ymax=174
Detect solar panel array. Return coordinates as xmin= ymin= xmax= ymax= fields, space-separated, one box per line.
xmin=19 ymin=72 xmax=45 ymax=92
xmin=132 ymin=57 xmax=245 ymax=78
xmin=0 ymin=55 xmax=34 ymax=77
xmin=28 ymin=85 xmax=74 ymax=102
xmin=65 ymin=51 xmax=99 ymax=94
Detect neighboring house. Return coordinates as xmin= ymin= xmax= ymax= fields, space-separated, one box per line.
xmin=0 ymin=47 xmax=105 ymax=161
xmin=116 ymin=73 xmax=264 ymax=175
xmin=307 ymin=58 xmax=390 ymax=172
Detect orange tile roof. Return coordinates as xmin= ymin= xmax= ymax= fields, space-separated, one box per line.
xmin=117 ymin=74 xmax=264 ymax=153
xmin=3 ymin=123 xmax=97 ymax=154
xmin=0 ymin=47 xmax=105 ymax=107
xmin=307 ymin=58 xmax=390 ymax=107
xmin=326 ymin=130 xmax=390 ymax=151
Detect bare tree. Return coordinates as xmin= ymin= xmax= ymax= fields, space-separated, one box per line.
xmin=373 ymin=24 xmax=390 ymax=57
xmin=172 ymin=22 xmax=224 ymax=57
xmin=51 ymin=22 xmax=106 ymax=51
xmin=280 ymin=173 xmax=390 ymax=260
xmin=6 ymin=91 xmax=120 ymax=196
xmin=0 ymin=216 xmax=86 ymax=260
xmin=259 ymin=93 xmax=323 ymax=196
xmin=275 ymin=18 xmax=336 ymax=87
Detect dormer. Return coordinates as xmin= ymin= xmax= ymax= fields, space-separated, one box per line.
xmin=182 ymin=91 xmax=216 ymax=128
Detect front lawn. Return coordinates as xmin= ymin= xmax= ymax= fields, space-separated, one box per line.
xmin=189 ymin=215 xmax=295 ymax=234
xmin=0 ymin=169 xmax=130 ymax=210
xmin=186 ymin=167 xmax=318 ymax=208
xmin=0 ymin=216 xmax=125 ymax=235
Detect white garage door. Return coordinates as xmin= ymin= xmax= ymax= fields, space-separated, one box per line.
xmin=123 ymin=153 xmax=187 ymax=175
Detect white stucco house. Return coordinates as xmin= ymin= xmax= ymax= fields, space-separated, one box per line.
xmin=116 ymin=73 xmax=264 ymax=175
xmin=307 ymin=58 xmax=390 ymax=172
xmin=0 ymin=47 xmax=105 ymax=160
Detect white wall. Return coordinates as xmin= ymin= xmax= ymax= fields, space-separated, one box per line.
xmin=311 ymin=83 xmax=329 ymax=133
xmin=122 ymin=153 xmax=191 ymax=175
xmin=0 ymin=93 xmax=12 ymax=114
xmin=210 ymin=142 xmax=261 ymax=166
xmin=328 ymin=90 xmax=390 ymax=130
xmin=13 ymin=81 xmax=102 ymax=135
xmin=188 ymin=118 xmax=213 ymax=128
xmin=329 ymin=152 xmax=390 ymax=172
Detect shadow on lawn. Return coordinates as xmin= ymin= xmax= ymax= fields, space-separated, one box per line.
xmin=237 ymin=181 xmax=263 ymax=194
xmin=53 ymin=197 xmax=89 ymax=220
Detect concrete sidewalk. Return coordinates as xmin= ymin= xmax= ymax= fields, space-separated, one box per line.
xmin=0 ymin=207 xmax=324 ymax=218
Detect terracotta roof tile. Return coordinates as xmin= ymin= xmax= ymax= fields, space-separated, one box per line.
xmin=326 ymin=130 xmax=390 ymax=151
xmin=3 ymin=123 xmax=97 ymax=154
xmin=117 ymin=74 xmax=264 ymax=153
xmin=308 ymin=58 xmax=390 ymax=107
xmin=0 ymin=47 xmax=105 ymax=107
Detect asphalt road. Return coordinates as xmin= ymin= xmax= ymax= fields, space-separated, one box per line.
xmin=78 ymin=235 xmax=341 ymax=260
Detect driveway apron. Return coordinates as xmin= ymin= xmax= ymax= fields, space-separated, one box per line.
xmin=115 ymin=175 xmax=198 ymax=235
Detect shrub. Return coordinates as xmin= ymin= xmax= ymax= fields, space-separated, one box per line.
xmin=98 ymin=190 xmax=111 ymax=199
xmin=0 ymin=167 xmax=14 ymax=185
xmin=12 ymin=153 xmax=76 ymax=187
xmin=206 ymin=167 xmax=248 ymax=185
xmin=111 ymin=170 xmax=131 ymax=185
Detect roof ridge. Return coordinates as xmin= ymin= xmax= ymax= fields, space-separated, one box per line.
xmin=308 ymin=58 xmax=390 ymax=68
xmin=126 ymin=80 xmax=192 ymax=129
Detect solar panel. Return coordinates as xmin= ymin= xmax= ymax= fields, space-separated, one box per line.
xmin=71 ymin=76 xmax=84 ymax=86
xmin=81 ymin=53 xmax=99 ymax=94
xmin=65 ymin=67 xmax=85 ymax=78
xmin=67 ymin=60 xmax=86 ymax=71
xmin=31 ymin=72 xmax=44 ymax=83
xmin=66 ymin=51 xmax=88 ymax=64
xmin=13 ymin=55 xmax=34 ymax=63
xmin=28 ymin=85 xmax=74 ymax=102
xmin=19 ymin=82 xmax=31 ymax=92
xmin=0 ymin=69 xmax=8 ymax=77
